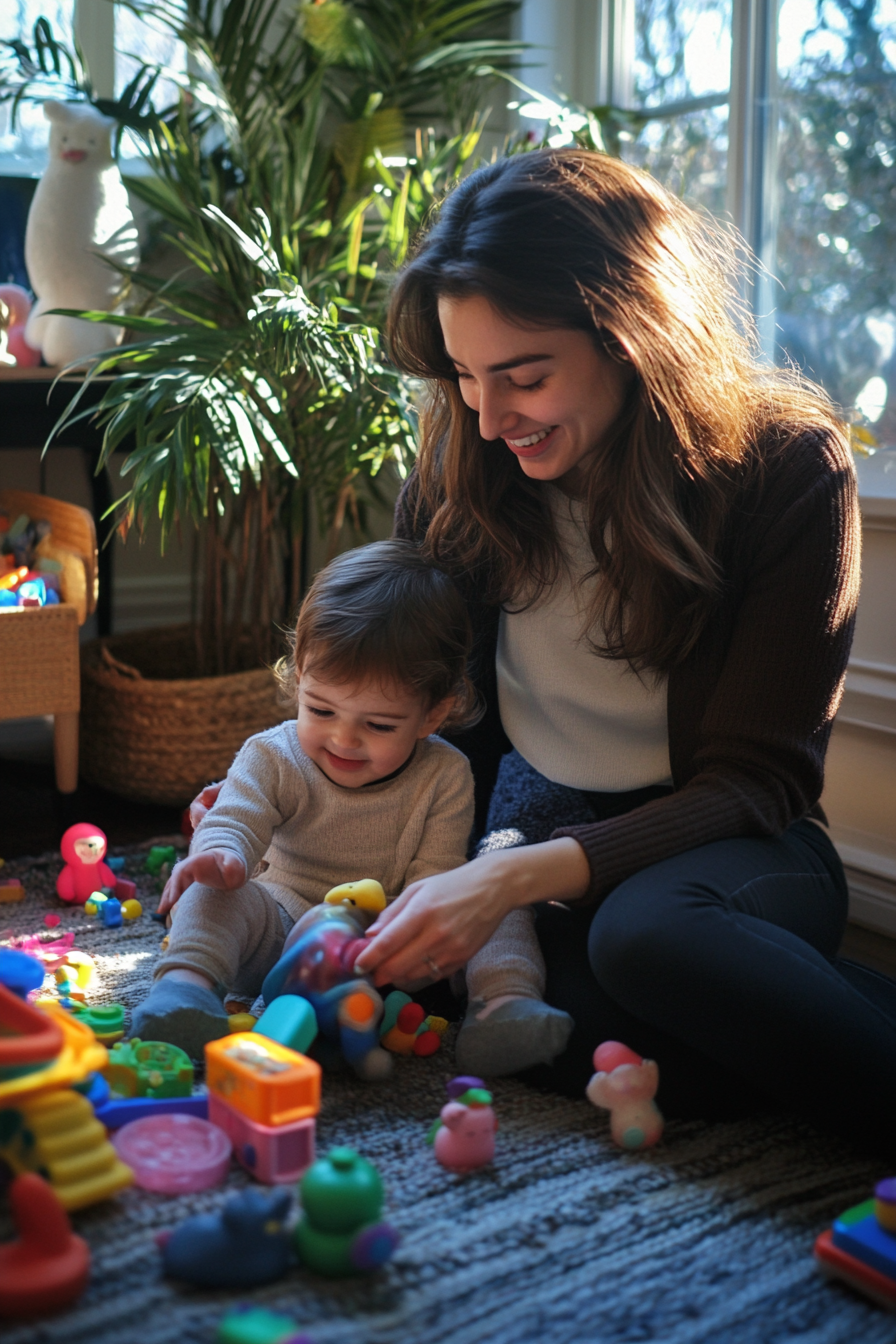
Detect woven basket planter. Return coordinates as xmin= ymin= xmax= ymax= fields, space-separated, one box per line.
xmin=79 ymin=625 xmax=287 ymax=805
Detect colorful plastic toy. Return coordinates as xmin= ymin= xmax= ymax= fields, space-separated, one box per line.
xmin=428 ymin=1076 xmax=497 ymax=1174
xmin=159 ymin=1187 xmax=293 ymax=1288
xmin=0 ymin=986 xmax=133 ymax=1209
xmin=205 ymin=1032 xmax=321 ymax=1184
xmin=814 ymin=1180 xmax=896 ymax=1310
xmin=254 ymin=995 xmax=317 ymax=1054
xmin=216 ymin=1307 xmax=315 ymax=1344
xmin=70 ymin=1002 xmax=126 ymax=1044
xmin=294 ymin=1146 xmax=400 ymax=1276
xmin=112 ymin=1112 xmax=232 ymax=1192
xmin=95 ymin=1092 xmax=209 ymax=1130
xmin=261 ymin=881 xmax=391 ymax=1080
xmin=121 ymin=897 xmax=142 ymax=919
xmin=0 ymin=878 xmax=25 ymax=902
xmin=145 ymin=844 xmax=178 ymax=875
xmin=56 ymin=823 xmax=117 ymax=904
xmin=586 ymin=1040 xmax=664 ymax=1150
xmin=379 ymin=989 xmax=444 ymax=1056
xmin=0 ymin=1174 xmax=90 ymax=1318
xmin=0 ymin=946 xmax=46 ymax=998
xmin=105 ymin=1037 xmax=194 ymax=1098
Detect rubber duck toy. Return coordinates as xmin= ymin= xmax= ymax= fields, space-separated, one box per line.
xmin=293 ymin=1146 xmax=399 ymax=1276
xmin=586 ymin=1040 xmax=664 ymax=1150
xmin=262 ymin=881 xmax=392 ymax=1080
xmin=56 ymin=823 xmax=116 ymax=904
xmin=158 ymin=1187 xmax=293 ymax=1289
xmin=0 ymin=1173 xmax=90 ymax=1317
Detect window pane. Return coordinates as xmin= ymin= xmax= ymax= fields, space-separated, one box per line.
xmin=776 ymin=0 xmax=896 ymax=443
xmin=634 ymin=0 xmax=732 ymax=106
xmin=620 ymin=104 xmax=729 ymax=214
xmin=0 ymin=0 xmax=75 ymax=163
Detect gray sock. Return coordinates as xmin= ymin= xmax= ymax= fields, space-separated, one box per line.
xmin=130 ymin=979 xmax=229 ymax=1058
xmin=455 ymin=998 xmax=574 ymax=1077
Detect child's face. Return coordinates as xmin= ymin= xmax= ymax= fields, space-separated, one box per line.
xmin=296 ymin=670 xmax=451 ymax=788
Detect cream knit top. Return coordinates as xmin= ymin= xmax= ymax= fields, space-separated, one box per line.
xmin=191 ymin=722 xmax=474 ymax=922
xmin=497 ymin=487 xmax=672 ymax=791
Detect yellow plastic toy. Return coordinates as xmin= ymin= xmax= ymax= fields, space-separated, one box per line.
xmin=0 ymin=991 xmax=133 ymax=1210
xmin=323 ymin=879 xmax=387 ymax=913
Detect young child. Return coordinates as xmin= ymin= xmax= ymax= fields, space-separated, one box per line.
xmin=131 ymin=540 xmax=573 ymax=1073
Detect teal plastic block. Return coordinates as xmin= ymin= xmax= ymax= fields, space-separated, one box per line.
xmin=254 ymin=995 xmax=318 ymax=1055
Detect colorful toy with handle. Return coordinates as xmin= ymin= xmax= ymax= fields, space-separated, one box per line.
xmin=586 ymin=1040 xmax=664 ymax=1150
xmin=261 ymin=881 xmax=392 ymax=1080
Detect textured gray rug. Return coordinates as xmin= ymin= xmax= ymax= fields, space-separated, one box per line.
xmin=1 ymin=843 xmax=893 ymax=1344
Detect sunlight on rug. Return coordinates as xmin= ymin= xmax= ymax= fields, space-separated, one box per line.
xmin=1 ymin=844 xmax=892 ymax=1344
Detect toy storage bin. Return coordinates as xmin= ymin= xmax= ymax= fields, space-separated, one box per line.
xmin=0 ymin=487 xmax=97 ymax=793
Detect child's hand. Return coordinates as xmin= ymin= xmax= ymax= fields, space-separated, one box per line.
xmin=157 ymin=850 xmax=247 ymax=915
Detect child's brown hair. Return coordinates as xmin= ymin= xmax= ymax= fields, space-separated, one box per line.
xmin=277 ymin=539 xmax=480 ymax=729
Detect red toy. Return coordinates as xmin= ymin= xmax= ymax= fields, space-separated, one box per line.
xmin=56 ymin=823 xmax=116 ymax=904
xmin=0 ymin=1173 xmax=91 ymax=1317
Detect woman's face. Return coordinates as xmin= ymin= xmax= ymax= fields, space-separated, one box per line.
xmin=438 ymin=294 xmax=634 ymax=490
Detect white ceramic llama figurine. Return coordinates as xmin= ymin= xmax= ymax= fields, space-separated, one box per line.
xmin=24 ymin=101 xmax=140 ymax=366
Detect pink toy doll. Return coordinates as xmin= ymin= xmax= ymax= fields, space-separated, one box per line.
xmin=56 ymin=823 xmax=116 ymax=904
xmin=429 ymin=1076 xmax=497 ymax=1173
xmin=586 ymin=1040 xmax=664 ymax=1150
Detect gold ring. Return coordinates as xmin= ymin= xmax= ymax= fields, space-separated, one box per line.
xmin=425 ymin=955 xmax=441 ymax=979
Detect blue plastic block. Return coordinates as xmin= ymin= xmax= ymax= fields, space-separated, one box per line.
xmin=101 ymin=897 xmax=122 ymax=928
xmin=833 ymin=1205 xmax=896 ymax=1281
xmin=107 ymin=856 xmax=126 ymax=873
xmin=94 ymin=1092 xmax=209 ymax=1130
xmin=254 ymin=996 xmax=318 ymax=1055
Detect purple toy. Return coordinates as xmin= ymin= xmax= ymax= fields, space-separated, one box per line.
xmin=428 ymin=1076 xmax=497 ymax=1174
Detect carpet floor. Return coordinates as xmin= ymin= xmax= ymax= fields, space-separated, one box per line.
xmin=1 ymin=843 xmax=893 ymax=1344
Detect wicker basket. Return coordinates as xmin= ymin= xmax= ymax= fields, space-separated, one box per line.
xmin=79 ymin=625 xmax=289 ymax=805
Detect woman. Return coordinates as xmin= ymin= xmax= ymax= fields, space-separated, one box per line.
xmin=349 ymin=148 xmax=896 ymax=1152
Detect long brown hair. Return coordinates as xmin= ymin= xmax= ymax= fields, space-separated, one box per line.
xmin=388 ymin=149 xmax=845 ymax=671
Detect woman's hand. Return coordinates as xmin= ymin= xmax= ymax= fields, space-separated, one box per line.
xmin=189 ymin=781 xmax=224 ymax=830
xmin=353 ymin=837 xmax=591 ymax=987
xmin=158 ymin=849 xmax=247 ymax=916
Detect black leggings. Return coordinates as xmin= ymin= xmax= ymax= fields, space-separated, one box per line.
xmin=481 ymin=750 xmax=896 ymax=1153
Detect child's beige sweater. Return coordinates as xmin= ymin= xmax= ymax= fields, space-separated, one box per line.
xmin=190 ymin=722 xmax=474 ymax=922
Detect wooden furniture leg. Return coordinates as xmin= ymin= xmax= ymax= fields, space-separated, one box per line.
xmin=53 ymin=712 xmax=79 ymax=794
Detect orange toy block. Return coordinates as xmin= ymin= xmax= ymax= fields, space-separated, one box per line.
xmin=0 ymin=880 xmax=25 ymax=903
xmin=204 ymin=1032 xmax=321 ymax=1127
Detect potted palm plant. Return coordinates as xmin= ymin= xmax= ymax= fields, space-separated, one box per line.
xmin=0 ymin=0 xmax=523 ymax=803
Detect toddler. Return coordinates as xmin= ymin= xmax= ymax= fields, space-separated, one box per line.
xmin=131 ymin=540 xmax=573 ymax=1073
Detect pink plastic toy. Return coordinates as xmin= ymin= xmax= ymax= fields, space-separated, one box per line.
xmin=429 ymin=1077 xmax=497 ymax=1174
xmin=56 ymin=824 xmax=116 ymax=905
xmin=111 ymin=1113 xmax=232 ymax=1193
xmin=0 ymin=284 xmax=39 ymax=368
xmin=208 ymin=1092 xmax=316 ymax=1185
xmin=586 ymin=1040 xmax=664 ymax=1150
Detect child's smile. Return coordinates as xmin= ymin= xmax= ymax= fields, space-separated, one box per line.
xmin=296 ymin=671 xmax=452 ymax=788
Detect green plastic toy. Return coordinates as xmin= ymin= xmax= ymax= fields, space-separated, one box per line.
xmin=70 ymin=1003 xmax=126 ymax=1043
xmin=216 ymin=1308 xmax=313 ymax=1344
xmin=293 ymin=1147 xmax=399 ymax=1276
xmin=105 ymin=1038 xmax=194 ymax=1099
xmin=145 ymin=845 xmax=178 ymax=876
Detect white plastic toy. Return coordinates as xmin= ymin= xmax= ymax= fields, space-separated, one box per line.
xmin=586 ymin=1040 xmax=664 ymax=1150
xmin=24 ymin=101 xmax=139 ymax=367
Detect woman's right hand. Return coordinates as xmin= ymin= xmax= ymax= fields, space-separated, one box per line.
xmin=190 ymin=781 xmax=224 ymax=830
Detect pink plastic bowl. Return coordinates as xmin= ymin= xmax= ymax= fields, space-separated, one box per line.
xmin=112 ymin=1113 xmax=232 ymax=1193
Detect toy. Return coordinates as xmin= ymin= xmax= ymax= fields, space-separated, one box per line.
xmin=56 ymin=823 xmax=117 ymax=904
xmin=121 ymin=897 xmax=142 ymax=919
xmin=69 ymin=1003 xmax=126 ymax=1044
xmin=379 ymin=990 xmax=444 ymax=1056
xmin=0 ymin=947 xmax=46 ymax=999
xmin=95 ymin=1092 xmax=209 ymax=1129
xmin=52 ymin=948 xmax=96 ymax=1000
xmin=205 ymin=1033 xmax=321 ymax=1184
xmin=428 ymin=1076 xmax=497 ymax=1174
xmin=112 ymin=1112 xmax=232 ymax=1192
xmin=586 ymin=1041 xmax=664 ymax=1150
xmin=145 ymin=844 xmax=178 ymax=875
xmin=105 ymin=1038 xmax=194 ymax=1098
xmin=100 ymin=896 xmax=122 ymax=928
xmin=159 ymin=1186 xmax=293 ymax=1288
xmin=254 ymin=995 xmax=317 ymax=1054
xmin=0 ymin=283 xmax=39 ymax=367
xmin=261 ymin=880 xmax=392 ymax=1080
xmin=0 ymin=879 xmax=25 ymax=902
xmin=294 ymin=1146 xmax=400 ymax=1276
xmin=0 ymin=1174 xmax=90 ymax=1318
xmin=815 ymin=1183 xmax=896 ymax=1310
xmin=0 ymin=986 xmax=133 ymax=1209
xmin=217 ymin=1307 xmax=314 ymax=1344
xmin=44 ymin=913 xmax=61 ymax=927
xmin=24 ymin=101 xmax=139 ymax=366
